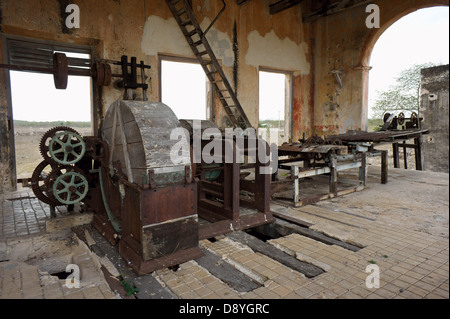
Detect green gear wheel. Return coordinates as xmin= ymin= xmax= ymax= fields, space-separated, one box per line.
xmin=39 ymin=126 xmax=80 ymax=164
xmin=51 ymin=168 xmax=89 ymax=205
xmin=49 ymin=131 xmax=86 ymax=165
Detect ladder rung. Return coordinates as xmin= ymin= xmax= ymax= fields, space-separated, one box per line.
xmin=197 ymin=50 xmax=209 ymax=56
xmin=186 ymin=30 xmax=197 ymax=37
xmin=219 ymin=96 xmax=231 ymax=100
xmin=211 ymin=80 xmax=224 ymax=84
xmin=181 ymin=20 xmax=193 ymax=26
xmin=192 ymin=40 xmax=203 ymax=46
xmin=177 ymin=8 xmax=187 ymax=16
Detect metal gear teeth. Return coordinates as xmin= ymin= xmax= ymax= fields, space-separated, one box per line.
xmin=39 ymin=126 xmax=80 ymax=164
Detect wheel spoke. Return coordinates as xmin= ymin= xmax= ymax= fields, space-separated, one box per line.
xmin=72 ymin=142 xmax=83 ymax=148
xmin=57 ymin=188 xmax=68 ymax=195
xmin=71 ymin=150 xmax=82 ymax=157
xmin=55 ymin=139 xmax=66 ymax=147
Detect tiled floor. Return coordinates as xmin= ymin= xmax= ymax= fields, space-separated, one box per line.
xmin=0 ymin=166 xmax=448 ymax=299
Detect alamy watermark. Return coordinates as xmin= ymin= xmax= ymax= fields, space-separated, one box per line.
xmin=65 ymin=264 xmax=81 ymax=289
xmin=170 ymin=120 xmax=278 ymax=175
xmin=65 ymin=4 xmax=80 ymax=29
xmin=366 ymin=4 xmax=380 ymax=29
xmin=365 ymin=264 xmax=380 ymax=289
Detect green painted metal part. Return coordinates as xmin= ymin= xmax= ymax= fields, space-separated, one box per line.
xmin=99 ymin=167 xmax=122 ymax=233
xmin=49 ymin=131 xmax=86 ymax=165
xmin=52 ymin=171 xmax=89 ymax=205
xmin=204 ymin=164 xmax=221 ymax=182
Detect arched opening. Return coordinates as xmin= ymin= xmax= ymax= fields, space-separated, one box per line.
xmin=368 ymin=6 xmax=449 ymax=128
xmin=360 ymin=4 xmax=449 ymax=132
xmin=360 ymin=5 xmax=448 ymax=170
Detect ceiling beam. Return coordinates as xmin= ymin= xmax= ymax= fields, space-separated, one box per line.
xmin=269 ymin=0 xmax=305 ymax=14
xmin=303 ymin=0 xmax=373 ymax=22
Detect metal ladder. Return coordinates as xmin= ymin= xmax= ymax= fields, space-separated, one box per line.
xmin=165 ymin=0 xmax=252 ymax=130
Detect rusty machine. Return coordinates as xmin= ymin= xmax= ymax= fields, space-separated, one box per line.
xmin=7 ymin=0 xmax=277 ymax=275
xmin=380 ymin=110 xmax=422 ymax=131
xmin=22 ymin=49 xmax=273 ymax=275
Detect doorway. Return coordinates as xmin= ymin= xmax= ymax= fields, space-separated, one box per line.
xmin=4 ymin=37 xmax=93 ymax=186
xmin=258 ymin=69 xmax=293 ymax=145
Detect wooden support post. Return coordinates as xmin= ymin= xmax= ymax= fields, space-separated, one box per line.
xmin=223 ymin=145 xmax=240 ymax=219
xmin=381 ymin=150 xmax=388 ymax=184
xmin=291 ymin=166 xmax=300 ymax=204
xmin=329 ymin=154 xmax=338 ymax=195
xmin=403 ymin=140 xmax=408 ymax=169
xmin=414 ymin=136 xmax=424 ymax=171
xmin=392 ymin=142 xmax=400 ymax=168
xmin=254 ymin=147 xmax=270 ymax=213
xmin=358 ymin=152 xmax=367 ymax=187
xmin=50 ymin=206 xmax=56 ymax=218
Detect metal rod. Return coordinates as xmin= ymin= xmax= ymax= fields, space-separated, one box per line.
xmin=0 ymin=63 xmax=92 ymax=77
xmin=204 ymin=0 xmax=226 ymax=35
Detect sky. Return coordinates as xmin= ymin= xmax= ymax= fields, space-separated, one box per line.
xmin=368 ymin=6 xmax=449 ymax=118
xmin=8 ymin=6 xmax=449 ymax=123
xmin=161 ymin=60 xmax=207 ymax=120
xmin=10 ymin=71 xmax=92 ymax=122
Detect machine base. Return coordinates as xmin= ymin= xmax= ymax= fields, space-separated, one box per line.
xmin=119 ymin=239 xmax=204 ymax=276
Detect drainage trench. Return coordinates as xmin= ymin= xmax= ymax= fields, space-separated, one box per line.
xmin=253 ymin=218 xmax=364 ymax=252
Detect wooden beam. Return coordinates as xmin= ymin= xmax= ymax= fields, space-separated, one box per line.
xmin=236 ymin=0 xmax=252 ymax=5
xmin=269 ymin=0 xmax=304 ymax=15
xmin=227 ymin=231 xmax=324 ymax=277
xmin=303 ymin=0 xmax=372 ymax=22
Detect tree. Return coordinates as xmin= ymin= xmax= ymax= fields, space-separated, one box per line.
xmin=370 ymin=62 xmax=437 ymax=119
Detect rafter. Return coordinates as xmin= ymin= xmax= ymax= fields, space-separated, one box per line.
xmin=269 ymin=0 xmax=305 ymax=15
xmin=236 ymin=0 xmax=252 ymax=5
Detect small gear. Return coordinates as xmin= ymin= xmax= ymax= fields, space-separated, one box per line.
xmin=46 ymin=166 xmax=90 ymax=205
xmin=49 ymin=131 xmax=86 ymax=165
xmin=39 ymin=126 xmax=80 ymax=164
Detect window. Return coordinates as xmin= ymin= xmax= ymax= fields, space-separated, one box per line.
xmin=160 ymin=57 xmax=209 ymax=120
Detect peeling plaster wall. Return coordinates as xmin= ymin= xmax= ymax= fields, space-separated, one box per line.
xmin=245 ymin=30 xmax=310 ymax=75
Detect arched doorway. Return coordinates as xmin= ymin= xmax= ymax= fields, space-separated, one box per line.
xmin=368 ymin=7 xmax=449 ymax=126
xmin=360 ymin=3 xmax=449 ymax=131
